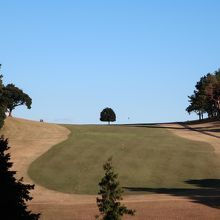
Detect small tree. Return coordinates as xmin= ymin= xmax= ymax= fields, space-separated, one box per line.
xmin=0 ymin=136 xmax=40 ymax=220
xmin=100 ymin=108 xmax=116 ymax=125
xmin=3 ymin=84 xmax=32 ymax=117
xmin=96 ymin=157 xmax=135 ymax=220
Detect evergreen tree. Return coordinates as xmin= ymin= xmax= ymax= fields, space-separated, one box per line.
xmin=96 ymin=157 xmax=135 ymax=220
xmin=0 ymin=136 xmax=40 ymax=220
xmin=100 ymin=108 xmax=116 ymax=125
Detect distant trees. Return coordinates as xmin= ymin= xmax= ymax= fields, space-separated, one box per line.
xmin=100 ymin=108 xmax=116 ymax=125
xmin=96 ymin=157 xmax=135 ymax=220
xmin=0 ymin=137 xmax=40 ymax=220
xmin=186 ymin=69 xmax=220 ymax=119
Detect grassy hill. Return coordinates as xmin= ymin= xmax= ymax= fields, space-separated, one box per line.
xmin=28 ymin=124 xmax=220 ymax=195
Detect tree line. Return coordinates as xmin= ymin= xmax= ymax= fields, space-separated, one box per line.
xmin=186 ymin=69 xmax=220 ymax=120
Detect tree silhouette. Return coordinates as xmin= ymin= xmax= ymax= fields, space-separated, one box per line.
xmin=0 ymin=136 xmax=40 ymax=220
xmin=0 ymin=66 xmax=6 ymax=128
xmin=100 ymin=108 xmax=116 ymax=125
xmin=186 ymin=69 xmax=220 ymax=119
xmin=96 ymin=157 xmax=135 ymax=220
xmin=3 ymin=84 xmax=32 ymax=117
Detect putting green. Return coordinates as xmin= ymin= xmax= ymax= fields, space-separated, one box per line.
xmin=28 ymin=125 xmax=220 ymax=194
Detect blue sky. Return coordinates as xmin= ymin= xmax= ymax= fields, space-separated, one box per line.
xmin=1 ymin=0 xmax=220 ymax=124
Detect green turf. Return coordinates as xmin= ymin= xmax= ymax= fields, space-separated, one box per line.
xmin=28 ymin=125 xmax=220 ymax=194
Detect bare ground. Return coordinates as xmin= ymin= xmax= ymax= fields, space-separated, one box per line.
xmin=161 ymin=121 xmax=220 ymax=156
xmin=2 ymin=117 xmax=220 ymax=220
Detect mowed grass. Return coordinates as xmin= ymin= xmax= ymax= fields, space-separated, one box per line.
xmin=28 ymin=125 xmax=220 ymax=195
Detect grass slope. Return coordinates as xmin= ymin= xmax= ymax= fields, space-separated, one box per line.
xmin=28 ymin=125 xmax=220 ymax=195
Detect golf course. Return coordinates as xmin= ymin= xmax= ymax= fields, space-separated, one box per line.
xmin=28 ymin=124 xmax=220 ymax=195
xmin=2 ymin=117 xmax=220 ymax=219
xmin=2 ymin=1 xmax=220 ymax=219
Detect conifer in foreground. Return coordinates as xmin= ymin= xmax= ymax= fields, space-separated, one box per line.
xmin=0 ymin=136 xmax=40 ymax=220
xmin=96 ymin=157 xmax=135 ymax=220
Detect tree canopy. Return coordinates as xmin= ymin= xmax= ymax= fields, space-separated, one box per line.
xmin=0 ymin=65 xmax=32 ymax=124
xmin=186 ymin=69 xmax=220 ymax=119
xmin=3 ymin=84 xmax=32 ymax=116
xmin=0 ymin=137 xmax=40 ymax=220
xmin=100 ymin=108 xmax=116 ymax=125
xmin=96 ymin=157 xmax=135 ymax=220
xmin=0 ymin=66 xmax=6 ymax=128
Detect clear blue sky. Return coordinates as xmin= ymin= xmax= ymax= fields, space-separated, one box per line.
xmin=1 ymin=0 xmax=220 ymax=124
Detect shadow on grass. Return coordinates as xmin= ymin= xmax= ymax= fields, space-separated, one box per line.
xmin=207 ymin=128 xmax=220 ymax=133
xmin=179 ymin=123 xmax=220 ymax=139
xmin=121 ymin=122 xmax=220 ymax=139
xmin=123 ymin=179 xmax=220 ymax=209
xmin=120 ymin=123 xmax=186 ymax=130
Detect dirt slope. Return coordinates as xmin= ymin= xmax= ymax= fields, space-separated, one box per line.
xmin=1 ymin=117 xmax=70 ymax=182
xmin=161 ymin=121 xmax=220 ymax=156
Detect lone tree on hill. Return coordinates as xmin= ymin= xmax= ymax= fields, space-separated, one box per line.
xmin=0 ymin=136 xmax=40 ymax=220
xmin=3 ymin=84 xmax=32 ymax=117
xmin=100 ymin=107 xmax=116 ymax=125
xmin=96 ymin=157 xmax=135 ymax=220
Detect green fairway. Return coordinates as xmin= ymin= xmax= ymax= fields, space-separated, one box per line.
xmin=28 ymin=125 xmax=220 ymax=195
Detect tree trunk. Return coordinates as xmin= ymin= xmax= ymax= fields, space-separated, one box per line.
xmin=217 ymin=100 xmax=220 ymax=118
xmin=8 ymin=110 xmax=12 ymax=117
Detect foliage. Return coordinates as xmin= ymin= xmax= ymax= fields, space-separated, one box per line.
xmin=0 ymin=66 xmax=6 ymax=128
xmin=0 ymin=136 xmax=40 ymax=220
xmin=0 ymin=106 xmax=6 ymax=129
xmin=186 ymin=69 xmax=220 ymax=119
xmin=0 ymin=65 xmax=31 ymax=124
xmin=3 ymin=84 xmax=32 ymax=116
xmin=100 ymin=107 xmax=116 ymax=124
xmin=96 ymin=157 xmax=135 ymax=220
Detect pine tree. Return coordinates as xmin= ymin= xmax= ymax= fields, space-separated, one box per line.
xmin=96 ymin=157 xmax=135 ymax=220
xmin=0 ymin=136 xmax=40 ymax=220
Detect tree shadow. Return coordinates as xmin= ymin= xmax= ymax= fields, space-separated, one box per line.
xmin=120 ymin=120 xmax=220 ymax=133
xmin=207 ymin=128 xmax=220 ymax=133
xmin=123 ymin=179 xmax=220 ymax=209
xmin=120 ymin=123 xmax=186 ymax=130
xmin=179 ymin=123 xmax=220 ymax=139
xmin=185 ymin=118 xmax=220 ymax=125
